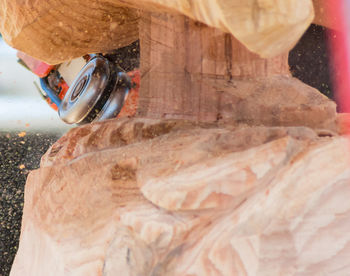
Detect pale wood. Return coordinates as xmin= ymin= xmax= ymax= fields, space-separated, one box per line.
xmin=11 ymin=118 xmax=350 ymax=275
xmin=138 ymin=12 xmax=337 ymax=129
xmin=0 ymin=0 xmax=336 ymax=128
xmin=2 ymin=1 xmax=345 ymax=275
xmin=113 ymin=0 xmax=315 ymax=58
xmin=0 ymin=0 xmax=314 ymax=63
xmin=0 ymin=0 xmax=139 ymax=64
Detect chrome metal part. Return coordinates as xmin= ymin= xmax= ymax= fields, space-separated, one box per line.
xmin=58 ymin=56 xmax=112 ymax=124
xmin=95 ymin=72 xmax=131 ymax=121
xmin=58 ymin=56 xmax=131 ymax=125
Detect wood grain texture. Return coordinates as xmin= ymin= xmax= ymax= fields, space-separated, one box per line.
xmin=0 ymin=0 xmax=314 ymax=63
xmin=115 ymin=0 xmax=315 ymax=58
xmin=137 ymin=12 xmax=337 ymax=129
xmin=11 ymin=118 xmax=350 ymax=275
xmin=0 ymin=0 xmax=139 ymax=64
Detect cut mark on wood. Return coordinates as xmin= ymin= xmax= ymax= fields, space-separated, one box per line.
xmin=224 ymin=34 xmax=233 ymax=81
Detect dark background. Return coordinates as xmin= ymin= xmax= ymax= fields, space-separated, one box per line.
xmin=0 ymin=133 xmax=60 ymax=276
xmin=289 ymin=24 xmax=335 ymax=100
xmin=0 ymin=24 xmax=337 ymax=275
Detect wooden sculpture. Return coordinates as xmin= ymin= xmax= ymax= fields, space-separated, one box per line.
xmin=10 ymin=118 xmax=350 ymax=275
xmin=1 ymin=0 xmax=349 ymax=275
xmin=1 ymin=0 xmax=314 ymax=63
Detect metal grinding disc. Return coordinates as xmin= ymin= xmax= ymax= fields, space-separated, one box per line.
xmin=94 ymin=72 xmax=131 ymax=121
xmin=58 ymin=56 xmax=115 ymax=124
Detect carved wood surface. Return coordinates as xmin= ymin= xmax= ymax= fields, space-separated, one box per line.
xmin=0 ymin=0 xmax=314 ymax=63
xmin=11 ymin=118 xmax=350 ymax=275
xmin=137 ymin=12 xmax=337 ymax=127
xmin=0 ymin=0 xmax=140 ymax=64
xmin=114 ymin=0 xmax=315 ymax=58
xmin=3 ymin=2 xmax=347 ymax=275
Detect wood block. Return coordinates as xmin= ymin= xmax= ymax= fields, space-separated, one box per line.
xmin=11 ymin=118 xmax=350 ymax=275
xmin=0 ymin=0 xmax=139 ymax=64
xmin=138 ymin=12 xmax=337 ymax=130
xmin=0 ymin=0 xmax=314 ymax=63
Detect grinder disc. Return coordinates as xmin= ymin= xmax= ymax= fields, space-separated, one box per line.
xmin=58 ymin=56 xmax=116 ymax=124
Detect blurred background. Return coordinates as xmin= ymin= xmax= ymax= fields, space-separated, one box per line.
xmin=0 ymin=35 xmax=71 ymax=133
xmin=0 ymin=35 xmax=71 ymax=276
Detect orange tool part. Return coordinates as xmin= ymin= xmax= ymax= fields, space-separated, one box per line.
xmin=17 ymin=51 xmax=55 ymax=78
xmin=45 ymin=81 xmax=69 ymax=111
xmin=117 ymin=69 xmax=140 ymax=118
